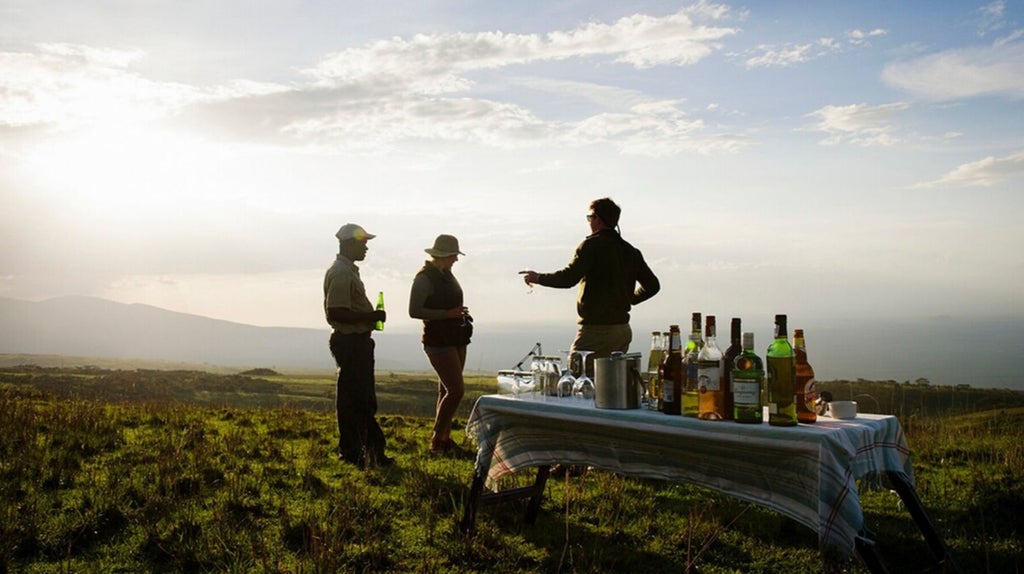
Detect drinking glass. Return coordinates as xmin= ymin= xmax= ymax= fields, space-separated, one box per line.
xmin=529 ymin=356 xmax=544 ymax=398
xmin=572 ymin=350 xmax=596 ymax=401
xmin=557 ymin=350 xmax=576 ymax=398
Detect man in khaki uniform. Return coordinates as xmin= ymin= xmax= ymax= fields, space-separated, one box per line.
xmin=324 ymin=223 xmax=392 ymax=468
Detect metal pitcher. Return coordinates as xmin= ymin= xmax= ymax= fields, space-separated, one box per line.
xmin=594 ymin=352 xmax=643 ymax=409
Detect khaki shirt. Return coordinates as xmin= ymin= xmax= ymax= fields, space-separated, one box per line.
xmin=323 ymin=254 xmax=375 ymax=334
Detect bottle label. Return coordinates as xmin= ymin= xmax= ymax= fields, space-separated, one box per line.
xmin=803 ymin=378 xmax=818 ymax=409
xmin=733 ymin=379 xmax=760 ymax=404
xmin=662 ymin=379 xmax=674 ymax=402
xmin=685 ymin=364 xmax=698 ymax=391
xmin=698 ymin=368 xmax=721 ymax=392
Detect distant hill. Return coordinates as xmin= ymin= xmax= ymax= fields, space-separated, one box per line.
xmin=0 ymin=296 xmax=415 ymax=371
xmin=3 ymin=296 xmax=1022 ymax=390
xmin=0 ymin=296 xmax=575 ymax=373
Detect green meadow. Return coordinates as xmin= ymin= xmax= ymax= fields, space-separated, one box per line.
xmin=1 ymin=364 xmax=1021 ymax=573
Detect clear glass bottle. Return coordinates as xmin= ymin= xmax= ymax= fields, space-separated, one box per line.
xmin=766 ymin=314 xmax=797 ymax=427
xmin=697 ymin=315 xmax=725 ymax=420
xmin=720 ymin=317 xmax=742 ymax=421
xmin=647 ymin=331 xmax=665 ymax=410
xmin=659 ymin=325 xmax=683 ymax=415
xmin=732 ymin=332 xmax=764 ymax=424
xmin=794 ymin=328 xmax=818 ymax=424
xmin=681 ymin=313 xmax=703 ymax=418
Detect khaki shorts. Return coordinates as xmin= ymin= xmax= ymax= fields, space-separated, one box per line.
xmin=569 ymin=323 xmax=632 ymax=376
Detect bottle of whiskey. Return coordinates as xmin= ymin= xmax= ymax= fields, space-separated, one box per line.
xmin=766 ymin=314 xmax=797 ymax=427
xmin=720 ymin=317 xmax=742 ymax=421
xmin=698 ymin=315 xmax=725 ymax=420
xmin=659 ymin=325 xmax=683 ymax=415
xmin=732 ymin=332 xmax=763 ymax=424
xmin=794 ymin=328 xmax=817 ymax=424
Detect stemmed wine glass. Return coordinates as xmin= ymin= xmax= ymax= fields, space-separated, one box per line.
xmin=572 ymin=349 xmax=595 ymax=400
xmin=557 ymin=350 xmax=576 ymax=398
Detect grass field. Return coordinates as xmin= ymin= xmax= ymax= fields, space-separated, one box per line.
xmin=1 ymin=365 xmax=1021 ymax=572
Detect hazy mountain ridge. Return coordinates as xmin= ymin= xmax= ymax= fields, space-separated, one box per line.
xmin=0 ymin=296 xmax=398 ymax=371
xmin=1 ymin=296 xmax=1021 ymax=390
xmin=0 ymin=296 xmax=573 ymax=374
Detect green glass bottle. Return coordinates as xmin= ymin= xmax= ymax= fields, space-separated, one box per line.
xmin=766 ymin=314 xmax=797 ymax=426
xmin=732 ymin=332 xmax=763 ymax=424
xmin=375 ymin=291 xmax=385 ymax=331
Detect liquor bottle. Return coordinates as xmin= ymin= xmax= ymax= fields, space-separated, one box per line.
xmin=794 ymin=328 xmax=818 ymax=424
xmin=681 ymin=313 xmax=703 ymax=417
xmin=720 ymin=318 xmax=742 ymax=421
xmin=766 ymin=314 xmax=797 ymax=427
xmin=659 ymin=325 xmax=683 ymax=415
xmin=698 ymin=315 xmax=725 ymax=420
xmin=375 ymin=291 xmax=385 ymax=331
xmin=732 ymin=332 xmax=764 ymax=424
xmin=647 ymin=331 xmax=666 ymax=411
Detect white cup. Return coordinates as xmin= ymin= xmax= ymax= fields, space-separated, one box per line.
xmin=829 ymin=400 xmax=857 ymax=420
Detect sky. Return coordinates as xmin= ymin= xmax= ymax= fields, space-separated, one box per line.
xmin=2 ymin=1 xmax=1023 ymax=350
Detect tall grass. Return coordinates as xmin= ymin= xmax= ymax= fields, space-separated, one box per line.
xmin=1 ymin=370 xmax=1022 ymax=572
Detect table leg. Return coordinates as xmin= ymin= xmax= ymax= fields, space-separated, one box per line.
xmin=885 ymin=471 xmax=961 ymax=573
xmin=460 ymin=465 xmax=552 ymax=535
xmin=524 ymin=465 xmax=550 ymax=524
xmin=855 ymin=534 xmax=891 ymax=574
xmin=460 ymin=470 xmax=487 ymax=534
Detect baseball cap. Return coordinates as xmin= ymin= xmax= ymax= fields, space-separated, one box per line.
xmin=335 ymin=223 xmax=376 ymax=241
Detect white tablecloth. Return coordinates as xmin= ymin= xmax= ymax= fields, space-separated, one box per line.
xmin=465 ymin=394 xmax=914 ymax=557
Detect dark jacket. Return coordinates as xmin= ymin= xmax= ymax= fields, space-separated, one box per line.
xmin=538 ymin=229 xmax=659 ymax=325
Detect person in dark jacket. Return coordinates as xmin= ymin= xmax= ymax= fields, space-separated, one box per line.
xmin=520 ymin=197 xmax=660 ymax=374
xmin=409 ymin=234 xmax=472 ymax=455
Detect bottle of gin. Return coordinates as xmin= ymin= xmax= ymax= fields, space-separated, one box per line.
xmin=794 ymin=328 xmax=817 ymax=424
xmin=732 ymin=332 xmax=764 ymax=424
xmin=697 ymin=315 xmax=725 ymax=420
xmin=659 ymin=325 xmax=683 ymax=415
xmin=766 ymin=314 xmax=797 ymax=427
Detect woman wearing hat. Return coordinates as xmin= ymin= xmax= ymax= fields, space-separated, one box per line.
xmin=409 ymin=234 xmax=472 ymax=455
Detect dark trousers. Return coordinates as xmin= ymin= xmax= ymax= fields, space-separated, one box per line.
xmin=329 ymin=331 xmax=386 ymax=463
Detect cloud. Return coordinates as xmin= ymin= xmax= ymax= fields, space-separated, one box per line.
xmin=304 ymin=2 xmax=738 ymax=86
xmin=565 ymin=99 xmax=750 ymax=155
xmin=0 ymin=43 xmax=290 ymax=130
xmin=803 ymin=102 xmax=909 ymax=146
xmin=847 ymin=28 xmax=888 ymax=46
xmin=0 ymin=5 xmax=745 ymax=157
xmin=882 ymin=34 xmax=1024 ymax=100
xmin=740 ymin=27 xmax=884 ymax=69
xmin=226 ymin=5 xmax=743 ymax=154
xmin=913 ymin=150 xmax=1024 ymax=188
xmin=977 ymin=1 xmax=1007 ymax=37
xmin=743 ymin=39 xmax=836 ymax=68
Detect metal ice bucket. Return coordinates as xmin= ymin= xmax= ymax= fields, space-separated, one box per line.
xmin=594 ymin=352 xmax=642 ymax=409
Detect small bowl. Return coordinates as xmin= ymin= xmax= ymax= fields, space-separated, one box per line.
xmin=829 ymin=400 xmax=858 ymax=420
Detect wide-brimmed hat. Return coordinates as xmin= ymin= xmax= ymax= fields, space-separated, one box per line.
xmin=335 ymin=223 xmax=375 ymax=241
xmin=425 ymin=234 xmax=465 ymax=257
